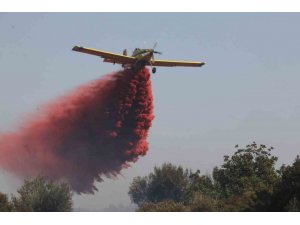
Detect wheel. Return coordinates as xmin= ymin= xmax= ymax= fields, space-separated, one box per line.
xmin=152 ymin=67 xmax=157 ymax=73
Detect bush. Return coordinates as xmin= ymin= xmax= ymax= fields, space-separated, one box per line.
xmin=12 ymin=176 xmax=73 ymax=212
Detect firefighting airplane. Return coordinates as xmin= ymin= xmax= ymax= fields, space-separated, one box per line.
xmin=72 ymin=43 xmax=205 ymax=73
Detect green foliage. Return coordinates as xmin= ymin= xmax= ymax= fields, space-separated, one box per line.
xmin=272 ymin=156 xmax=300 ymax=211
xmin=12 ymin=176 xmax=73 ymax=212
xmin=147 ymin=163 xmax=190 ymax=203
xmin=212 ymin=142 xmax=280 ymax=211
xmin=285 ymin=197 xmax=300 ymax=212
xmin=128 ymin=163 xmax=215 ymax=208
xmin=137 ymin=200 xmax=189 ymax=212
xmin=0 ymin=192 xmax=13 ymax=212
xmin=220 ymin=190 xmax=274 ymax=211
xmin=128 ymin=176 xmax=148 ymax=206
xmin=188 ymin=192 xmax=221 ymax=212
xmin=129 ymin=163 xmax=190 ymax=206
xmin=130 ymin=142 xmax=295 ymax=212
xmin=187 ymin=170 xmax=216 ymax=199
xmin=213 ymin=142 xmax=279 ymax=199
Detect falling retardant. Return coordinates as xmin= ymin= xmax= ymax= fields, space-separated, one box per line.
xmin=0 ymin=67 xmax=154 ymax=194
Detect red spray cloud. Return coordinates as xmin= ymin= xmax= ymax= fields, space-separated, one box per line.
xmin=0 ymin=67 xmax=154 ymax=194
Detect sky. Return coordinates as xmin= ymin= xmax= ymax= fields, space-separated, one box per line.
xmin=0 ymin=13 xmax=300 ymax=211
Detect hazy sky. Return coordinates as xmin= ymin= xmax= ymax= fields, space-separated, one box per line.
xmin=0 ymin=13 xmax=300 ymax=211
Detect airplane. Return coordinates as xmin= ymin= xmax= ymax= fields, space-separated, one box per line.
xmin=72 ymin=43 xmax=205 ymax=74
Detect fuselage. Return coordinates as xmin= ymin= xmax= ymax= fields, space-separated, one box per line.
xmin=121 ymin=48 xmax=154 ymax=69
xmin=132 ymin=48 xmax=153 ymax=61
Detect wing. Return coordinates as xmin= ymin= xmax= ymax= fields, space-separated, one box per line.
xmin=149 ymin=59 xmax=205 ymax=67
xmin=72 ymin=46 xmax=136 ymax=64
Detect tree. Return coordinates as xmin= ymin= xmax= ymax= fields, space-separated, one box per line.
xmin=186 ymin=170 xmax=217 ymax=200
xmin=129 ymin=163 xmax=191 ymax=206
xmin=137 ymin=200 xmax=189 ymax=212
xmin=188 ymin=192 xmax=222 ymax=212
xmin=0 ymin=192 xmax=12 ymax=212
xmin=128 ymin=176 xmax=149 ymax=206
xmin=128 ymin=142 xmax=299 ymax=212
xmin=272 ymin=156 xmax=300 ymax=211
xmin=212 ymin=142 xmax=279 ymax=211
xmin=12 ymin=176 xmax=73 ymax=212
xmin=129 ymin=163 xmax=216 ymax=210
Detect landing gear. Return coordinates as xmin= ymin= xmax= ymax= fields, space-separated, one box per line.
xmin=152 ymin=67 xmax=157 ymax=74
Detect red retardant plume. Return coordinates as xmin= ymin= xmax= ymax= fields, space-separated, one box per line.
xmin=0 ymin=68 xmax=154 ymax=194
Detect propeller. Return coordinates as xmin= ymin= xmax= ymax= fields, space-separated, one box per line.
xmin=152 ymin=42 xmax=162 ymax=54
xmin=153 ymin=42 xmax=158 ymax=50
xmin=150 ymin=42 xmax=162 ymax=61
xmin=146 ymin=42 xmax=161 ymax=73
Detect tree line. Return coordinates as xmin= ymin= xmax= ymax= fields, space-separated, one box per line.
xmin=0 ymin=142 xmax=299 ymax=211
xmin=128 ymin=142 xmax=300 ymax=211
